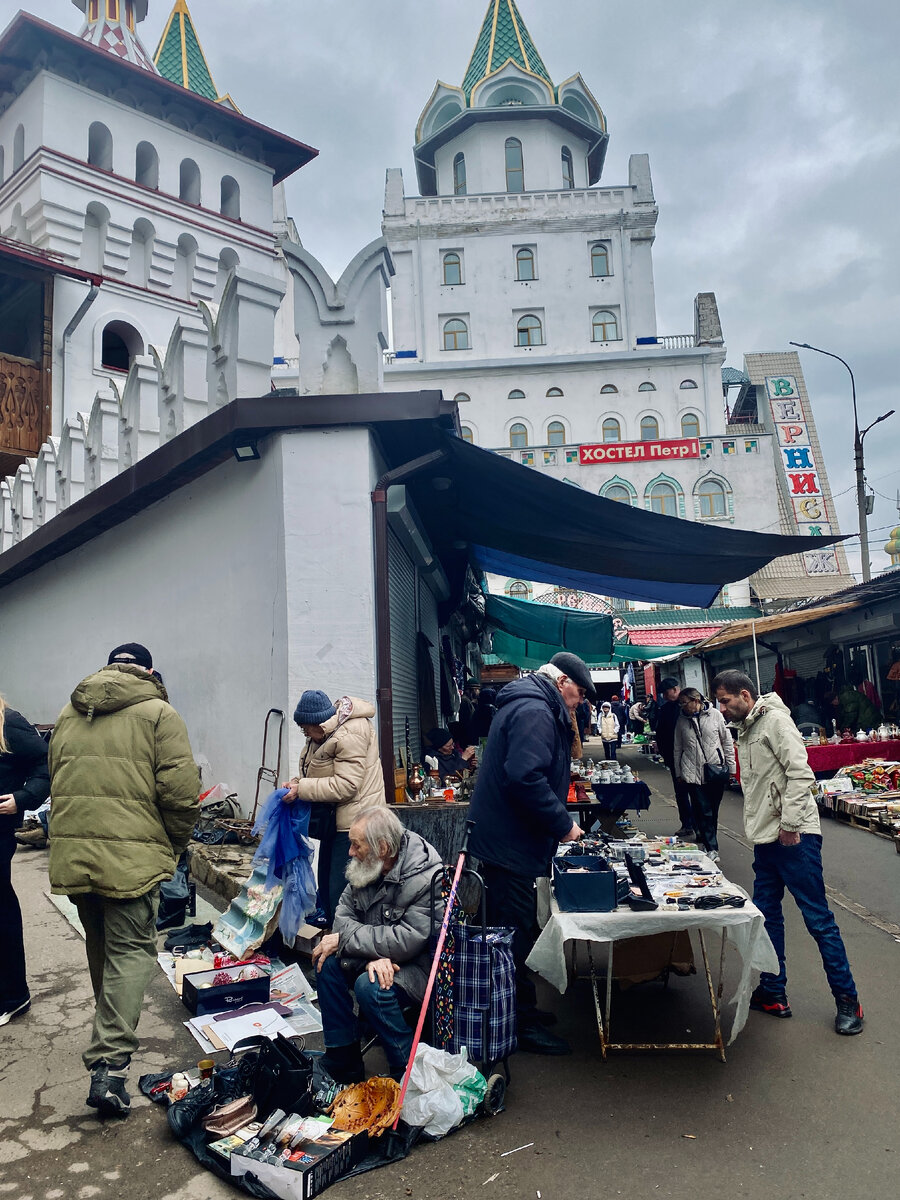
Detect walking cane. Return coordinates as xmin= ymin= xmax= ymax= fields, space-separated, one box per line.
xmin=392 ymin=820 xmax=475 ymax=1130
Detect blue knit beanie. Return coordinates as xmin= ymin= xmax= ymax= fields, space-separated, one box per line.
xmin=294 ymin=690 xmax=336 ymax=726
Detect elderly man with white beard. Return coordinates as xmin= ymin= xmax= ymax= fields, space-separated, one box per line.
xmin=310 ymin=806 xmax=442 ymax=1083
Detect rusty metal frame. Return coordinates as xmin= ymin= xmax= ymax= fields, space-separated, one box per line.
xmin=586 ymin=928 xmax=728 ymax=1062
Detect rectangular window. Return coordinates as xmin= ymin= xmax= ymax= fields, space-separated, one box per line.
xmin=107 ymin=0 xmax=119 ymax=20
xmin=744 ymin=439 xmax=759 ymax=453
xmin=722 ymin=440 xmax=736 ymax=455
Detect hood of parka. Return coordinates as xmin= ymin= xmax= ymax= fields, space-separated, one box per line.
xmin=70 ymin=664 xmax=168 ymax=720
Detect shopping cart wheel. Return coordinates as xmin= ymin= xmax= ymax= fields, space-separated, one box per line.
xmin=482 ymin=1072 xmax=506 ymax=1116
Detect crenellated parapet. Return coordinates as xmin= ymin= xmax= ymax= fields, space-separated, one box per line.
xmin=0 ymin=265 xmax=284 ymax=556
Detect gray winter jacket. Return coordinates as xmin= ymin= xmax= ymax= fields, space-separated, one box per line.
xmin=333 ymin=830 xmax=442 ymax=1001
xmin=673 ymin=704 xmax=736 ymax=786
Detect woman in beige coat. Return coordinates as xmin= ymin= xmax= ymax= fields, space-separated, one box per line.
xmin=673 ymin=688 xmax=736 ymax=861
xmin=284 ymin=690 xmax=385 ymax=924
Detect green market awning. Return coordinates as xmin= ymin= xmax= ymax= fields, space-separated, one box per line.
xmin=489 ymin=629 xmax=697 ymax=671
xmin=483 ymin=593 xmax=613 ymax=661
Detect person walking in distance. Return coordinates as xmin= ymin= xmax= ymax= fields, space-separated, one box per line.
xmin=673 ymin=688 xmax=735 ymax=862
xmin=48 ymin=644 xmax=200 ymax=1116
xmin=598 ymin=702 xmax=620 ymax=761
xmin=654 ymin=677 xmax=695 ymax=838
xmin=713 ymin=669 xmax=863 ymax=1035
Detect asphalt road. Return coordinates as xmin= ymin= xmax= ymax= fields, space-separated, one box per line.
xmin=2 ymin=749 xmax=897 ymax=1200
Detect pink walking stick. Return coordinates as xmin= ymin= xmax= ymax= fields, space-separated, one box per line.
xmin=392 ymin=822 xmax=473 ymax=1129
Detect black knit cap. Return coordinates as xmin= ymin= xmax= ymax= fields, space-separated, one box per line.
xmin=550 ymin=652 xmax=597 ymax=702
xmin=107 ymin=642 xmax=153 ymax=670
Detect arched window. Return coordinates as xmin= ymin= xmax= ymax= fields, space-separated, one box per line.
xmin=508 ymin=389 xmax=525 ymax=400
xmin=220 ymin=175 xmax=240 ymax=219
xmin=453 ymin=392 xmax=470 ymax=404
xmin=460 ymin=425 xmax=474 ymax=444
xmin=87 ymin=122 xmax=112 ymax=171
xmin=604 ymin=485 xmax=632 ymax=505
xmin=679 ymin=378 xmax=698 ymax=389
xmin=516 ymin=314 xmax=543 ymax=346
xmin=81 ymin=202 xmax=109 ymax=273
xmin=135 ymin=140 xmax=159 ymax=189
xmin=129 ymin=218 xmax=154 ymax=286
xmin=600 ymin=384 xmax=618 ymax=394
xmin=509 ymin=422 xmax=528 ymax=448
xmin=546 ymin=387 xmax=563 ymax=397
xmin=453 ymin=152 xmax=466 ymax=196
xmin=515 ymin=247 xmax=535 ymax=280
xmin=592 ymin=310 xmax=618 ymax=341
xmin=174 ymin=233 xmax=198 ymax=300
xmin=547 ymin=421 xmax=566 ymax=446
xmin=698 ymin=478 xmax=727 ymax=518
xmin=179 ymin=158 xmax=201 ymax=206
xmin=442 ymin=318 xmax=469 ymax=350
xmin=215 ymin=247 xmax=239 ymax=301
xmin=638 ymin=381 xmax=656 ymax=391
xmin=602 ymin=417 xmax=621 ymax=443
xmin=508 ymin=580 xmax=529 ymax=598
xmin=505 ymin=137 xmax=524 ymax=193
xmin=649 ymin=481 xmax=677 ymax=517
xmin=590 ymin=243 xmax=610 ymax=277
xmin=12 ymin=124 xmax=25 ymax=172
xmin=561 ymin=145 xmax=575 ymax=189
xmin=101 ymin=320 xmax=143 ymax=373
xmin=442 ymin=252 xmax=462 ymax=285
xmin=640 ymin=416 xmax=660 ymax=441
xmin=681 ymin=413 xmax=701 ymax=439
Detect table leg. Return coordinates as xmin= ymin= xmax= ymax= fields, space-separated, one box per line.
xmin=697 ymin=928 xmax=727 ymax=1063
xmin=586 ymin=942 xmax=611 ymax=1060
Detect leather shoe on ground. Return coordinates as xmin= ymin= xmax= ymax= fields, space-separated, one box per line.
xmin=87 ymin=1061 xmax=131 ymax=1118
xmin=320 ymin=1042 xmax=366 ymax=1084
xmin=675 ymin=827 xmax=695 ymax=839
xmin=834 ymin=994 xmax=864 ymax=1035
xmin=749 ymin=987 xmax=792 ymax=1018
xmin=517 ymin=1024 xmax=571 ymax=1055
xmin=15 ymin=826 xmax=48 ymax=849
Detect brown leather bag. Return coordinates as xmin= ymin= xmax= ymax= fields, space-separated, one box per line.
xmin=202 ymin=1094 xmax=257 ymax=1136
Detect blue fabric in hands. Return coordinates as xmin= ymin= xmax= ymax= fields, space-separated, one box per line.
xmin=251 ymin=787 xmax=317 ymax=943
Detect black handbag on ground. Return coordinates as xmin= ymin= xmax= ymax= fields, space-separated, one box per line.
xmin=231 ymin=1033 xmax=315 ymax=1120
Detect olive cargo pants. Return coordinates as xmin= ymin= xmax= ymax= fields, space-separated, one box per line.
xmin=73 ymin=886 xmax=160 ymax=1070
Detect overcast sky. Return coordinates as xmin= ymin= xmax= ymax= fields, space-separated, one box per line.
xmin=14 ymin=0 xmax=900 ymax=575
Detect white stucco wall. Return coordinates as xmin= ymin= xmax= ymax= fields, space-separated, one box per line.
xmin=0 ymin=426 xmax=382 ymax=811
xmin=432 ymin=118 xmax=593 ymax=196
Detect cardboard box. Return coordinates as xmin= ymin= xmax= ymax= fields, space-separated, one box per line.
xmin=231 ymin=1129 xmax=366 ymax=1199
xmin=182 ymin=964 xmax=271 ymax=1016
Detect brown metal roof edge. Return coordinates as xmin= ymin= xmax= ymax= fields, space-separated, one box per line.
xmin=0 ymin=12 xmax=318 ymax=183
xmin=685 ymin=598 xmax=863 ymax=655
xmin=0 ymin=236 xmax=101 ymax=284
xmin=0 ymin=390 xmax=451 ymax=592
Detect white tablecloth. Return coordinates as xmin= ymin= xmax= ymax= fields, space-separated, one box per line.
xmin=528 ymin=879 xmax=778 ymax=1045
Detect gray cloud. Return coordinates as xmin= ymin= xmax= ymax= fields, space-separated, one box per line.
xmin=17 ymin=0 xmax=900 ymax=573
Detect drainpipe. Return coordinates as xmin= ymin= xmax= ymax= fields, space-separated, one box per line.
xmin=60 ymin=277 xmax=101 ymax=421
xmin=372 ymin=448 xmax=447 ymax=800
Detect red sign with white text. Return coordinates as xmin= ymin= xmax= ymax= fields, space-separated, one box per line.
xmin=579 ymin=437 xmax=700 ymax=465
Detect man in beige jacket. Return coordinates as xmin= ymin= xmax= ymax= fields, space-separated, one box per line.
xmin=713 ymin=669 xmax=863 ymax=1036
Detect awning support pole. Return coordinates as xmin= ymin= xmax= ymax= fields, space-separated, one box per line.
xmin=371 ymin=449 xmax=447 ymax=801
xmin=752 ymin=619 xmax=761 ymax=694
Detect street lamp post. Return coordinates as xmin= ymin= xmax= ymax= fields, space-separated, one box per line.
xmin=789 ymin=341 xmax=893 ymax=583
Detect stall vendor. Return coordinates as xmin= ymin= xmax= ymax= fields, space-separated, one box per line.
xmin=425 ymin=727 xmax=476 ymax=782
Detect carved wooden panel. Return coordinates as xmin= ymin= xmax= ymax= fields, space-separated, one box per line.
xmin=0 ymin=354 xmax=43 ymax=456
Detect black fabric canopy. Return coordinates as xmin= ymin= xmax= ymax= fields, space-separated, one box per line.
xmin=407 ymin=433 xmax=844 ymax=607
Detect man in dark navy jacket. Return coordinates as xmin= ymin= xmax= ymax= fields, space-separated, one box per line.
xmin=470 ymin=652 xmax=593 ymax=1055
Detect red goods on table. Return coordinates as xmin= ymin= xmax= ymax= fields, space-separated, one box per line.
xmin=805 ymin=740 xmax=900 ymax=773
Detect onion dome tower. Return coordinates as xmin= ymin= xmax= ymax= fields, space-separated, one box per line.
xmin=414 ymin=0 xmax=607 ymax=195
xmin=72 ymin=0 xmax=159 ymax=73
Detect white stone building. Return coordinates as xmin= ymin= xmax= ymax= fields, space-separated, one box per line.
xmin=381 ymin=0 xmax=851 ymax=608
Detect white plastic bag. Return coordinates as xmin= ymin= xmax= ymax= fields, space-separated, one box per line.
xmin=400 ymin=1043 xmax=485 ymax=1137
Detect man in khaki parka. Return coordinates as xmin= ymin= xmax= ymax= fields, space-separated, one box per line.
xmin=49 ymin=643 xmax=199 ymax=1118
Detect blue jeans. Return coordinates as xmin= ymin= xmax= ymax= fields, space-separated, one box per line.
xmin=317 ymin=831 xmax=350 ymax=926
xmin=752 ymin=834 xmax=856 ymax=1000
xmin=315 ymin=954 xmax=414 ymax=1073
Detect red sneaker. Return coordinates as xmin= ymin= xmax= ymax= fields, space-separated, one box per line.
xmin=750 ymin=987 xmax=792 ymax=1018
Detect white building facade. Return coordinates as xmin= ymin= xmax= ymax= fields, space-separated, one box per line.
xmin=382 ymin=0 xmax=850 ymax=608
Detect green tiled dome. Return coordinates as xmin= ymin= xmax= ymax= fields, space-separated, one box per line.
xmin=462 ymin=0 xmax=553 ymax=101
xmin=154 ymin=0 xmax=219 ymax=102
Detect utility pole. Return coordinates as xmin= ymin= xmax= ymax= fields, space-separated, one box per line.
xmin=789 ymin=342 xmax=893 ymax=583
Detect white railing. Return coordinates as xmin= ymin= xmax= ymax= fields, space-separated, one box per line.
xmin=396 ymin=186 xmax=634 ymax=225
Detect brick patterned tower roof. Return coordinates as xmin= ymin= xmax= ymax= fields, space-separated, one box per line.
xmin=72 ymin=0 xmax=159 ymax=73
